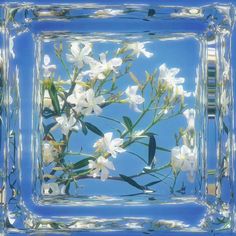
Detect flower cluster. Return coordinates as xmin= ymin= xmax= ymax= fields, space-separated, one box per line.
xmin=89 ymin=132 xmax=126 ymax=181
xmin=40 ymin=38 xmax=197 ymax=195
xmin=158 ymin=63 xmax=191 ymax=98
xmin=67 ymin=86 xmax=105 ymax=115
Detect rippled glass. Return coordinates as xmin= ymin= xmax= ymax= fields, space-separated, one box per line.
xmin=0 ymin=1 xmax=235 ymax=235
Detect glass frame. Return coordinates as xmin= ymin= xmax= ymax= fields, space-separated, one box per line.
xmin=0 ymin=1 xmax=235 ymax=235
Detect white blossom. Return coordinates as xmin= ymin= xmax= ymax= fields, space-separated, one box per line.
xmin=66 ymin=42 xmax=92 ymax=68
xmin=183 ymin=109 xmax=195 ymax=130
xmin=125 ymin=85 xmax=145 ymax=112
xmin=41 ymin=183 xmax=65 ymax=196
xmin=42 ymin=141 xmax=58 ymax=165
xmin=86 ymin=53 xmax=122 ymax=80
xmin=93 ymin=132 xmax=125 ymax=158
xmin=171 ymin=145 xmax=197 ymax=182
xmin=42 ymin=54 xmax=56 ymax=78
xmin=159 ymin=63 xmax=183 ymax=87
xmin=125 ymin=42 xmax=153 ymax=58
xmin=67 ymin=88 xmax=105 ymax=115
xmin=80 ymin=89 xmax=105 ymax=115
xmin=158 ymin=63 xmax=190 ymax=98
xmin=88 ymin=156 xmax=115 ymax=181
xmin=172 ymin=84 xmax=191 ymax=98
xmin=220 ymin=89 xmax=229 ymax=116
xmin=66 ymin=84 xmax=85 ymax=113
xmin=55 ymin=114 xmax=80 ymax=135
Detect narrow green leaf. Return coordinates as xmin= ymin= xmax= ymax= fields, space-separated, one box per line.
xmin=148 ymin=134 xmax=156 ymax=166
xmin=145 ymin=180 xmax=161 ymax=187
xmin=156 ymin=146 xmax=171 ymax=153
xmin=123 ymin=116 xmax=133 ymax=132
xmin=119 ymin=174 xmax=145 ymax=191
xmin=80 ymin=121 xmax=88 ymax=135
xmin=48 ymin=83 xmax=60 ymax=115
xmin=85 ymin=122 xmax=104 ymax=137
xmin=72 ymin=157 xmax=93 ymax=170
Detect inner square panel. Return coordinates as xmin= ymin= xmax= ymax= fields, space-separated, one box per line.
xmin=4 ymin=3 xmax=234 ymax=234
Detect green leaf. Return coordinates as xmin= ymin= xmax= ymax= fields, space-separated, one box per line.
xmin=80 ymin=121 xmax=88 ymax=135
xmin=123 ymin=116 xmax=133 ymax=132
xmin=85 ymin=122 xmax=104 ymax=137
xmin=119 ymin=174 xmax=145 ymax=191
xmin=48 ymin=83 xmax=61 ymax=115
xmin=72 ymin=157 xmax=93 ymax=170
xmin=156 ymin=146 xmax=171 ymax=153
xmin=145 ymin=180 xmax=161 ymax=187
xmin=148 ymin=134 xmax=156 ymax=166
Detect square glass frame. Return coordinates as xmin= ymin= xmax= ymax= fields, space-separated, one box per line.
xmin=0 ymin=1 xmax=235 ymax=235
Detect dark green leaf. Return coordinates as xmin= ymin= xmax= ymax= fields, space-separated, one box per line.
xmin=156 ymin=146 xmax=171 ymax=153
xmin=48 ymin=83 xmax=61 ymax=115
xmin=85 ymin=122 xmax=104 ymax=137
xmin=119 ymin=174 xmax=145 ymax=191
xmin=148 ymin=134 xmax=156 ymax=166
xmin=145 ymin=180 xmax=161 ymax=187
xmin=123 ymin=116 xmax=133 ymax=132
xmin=72 ymin=157 xmax=93 ymax=169
xmin=80 ymin=121 xmax=88 ymax=135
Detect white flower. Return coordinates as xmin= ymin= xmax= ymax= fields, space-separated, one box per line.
xmin=173 ymin=85 xmax=191 ymax=97
xmin=86 ymin=53 xmax=122 ymax=80
xmin=88 ymin=156 xmax=115 ymax=181
xmin=183 ymin=109 xmax=195 ymax=130
xmin=41 ymin=183 xmax=65 ymax=196
xmin=125 ymin=85 xmax=145 ymax=112
xmin=220 ymin=89 xmax=229 ymax=116
xmin=66 ymin=42 xmax=92 ymax=68
xmin=93 ymin=132 xmax=125 ymax=158
xmin=42 ymin=54 xmax=56 ymax=78
xmin=158 ymin=64 xmax=191 ymax=98
xmin=171 ymin=145 xmax=197 ymax=182
xmin=93 ymin=9 xmax=124 ymax=18
xmin=159 ymin=63 xmax=184 ymax=88
xmin=55 ymin=114 xmax=80 ymax=135
xmin=42 ymin=141 xmax=58 ymax=165
xmin=125 ymin=42 xmax=153 ymax=58
xmin=80 ymin=89 xmax=105 ymax=115
xmin=67 ymin=84 xmax=85 ymax=113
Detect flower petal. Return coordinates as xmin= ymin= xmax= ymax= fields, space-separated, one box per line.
xmin=110 ymin=57 xmax=122 ymax=67
xmin=101 ymin=167 xmax=109 ymax=181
